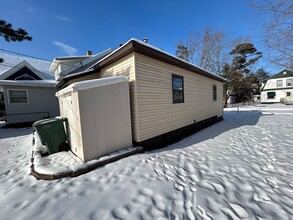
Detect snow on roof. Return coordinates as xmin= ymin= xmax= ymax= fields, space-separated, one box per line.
xmin=63 ymin=68 xmax=94 ymax=80
xmin=0 ymin=53 xmax=54 ymax=79
xmin=131 ymin=38 xmax=226 ymax=82
xmin=56 ymin=38 xmax=225 ymax=89
xmin=56 ymin=76 xmax=128 ymax=96
xmin=0 ymin=79 xmax=57 ymax=87
xmin=90 ymin=38 xmax=226 ymax=82
xmin=57 ymin=48 xmax=113 ymax=77
xmin=54 ymin=55 xmax=92 ymax=60
xmin=49 ymin=56 xmax=90 ymax=73
xmin=269 ymin=69 xmax=293 ymax=79
xmin=0 ymin=60 xmax=48 ymax=80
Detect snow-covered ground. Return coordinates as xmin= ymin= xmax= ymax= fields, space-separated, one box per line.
xmin=0 ymin=104 xmax=293 ymax=220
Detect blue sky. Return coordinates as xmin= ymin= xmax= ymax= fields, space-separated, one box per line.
xmin=0 ymin=0 xmax=272 ymax=71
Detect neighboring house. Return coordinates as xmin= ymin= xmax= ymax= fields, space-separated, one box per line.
xmin=49 ymin=49 xmax=113 ymax=81
xmin=0 ymin=55 xmax=59 ymax=124
xmin=54 ymin=38 xmax=226 ymax=150
xmin=0 ymin=80 xmax=58 ymax=124
xmin=260 ymin=70 xmax=293 ymax=103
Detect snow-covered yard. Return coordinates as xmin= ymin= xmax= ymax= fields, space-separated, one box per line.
xmin=0 ymin=104 xmax=293 ymax=220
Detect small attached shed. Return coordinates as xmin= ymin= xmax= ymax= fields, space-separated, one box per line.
xmin=56 ymin=76 xmax=132 ymax=162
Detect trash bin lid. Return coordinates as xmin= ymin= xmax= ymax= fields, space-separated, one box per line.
xmin=33 ymin=117 xmax=66 ymax=127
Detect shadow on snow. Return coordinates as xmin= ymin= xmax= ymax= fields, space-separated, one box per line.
xmin=147 ymin=110 xmax=263 ymax=154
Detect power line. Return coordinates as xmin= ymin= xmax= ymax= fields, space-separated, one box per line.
xmin=0 ymin=48 xmax=52 ymax=63
xmin=0 ymin=48 xmax=93 ymax=70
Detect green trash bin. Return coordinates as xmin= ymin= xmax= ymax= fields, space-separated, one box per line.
xmin=33 ymin=117 xmax=69 ymax=154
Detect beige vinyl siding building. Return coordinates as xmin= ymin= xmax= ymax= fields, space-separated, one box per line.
xmin=135 ymin=53 xmax=223 ymax=142
xmin=56 ymin=39 xmax=225 ymax=149
xmin=98 ymin=53 xmax=140 ymax=141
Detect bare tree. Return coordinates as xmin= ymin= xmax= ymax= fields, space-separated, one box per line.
xmin=175 ymin=41 xmax=190 ymax=62
xmin=250 ymin=0 xmax=293 ymax=69
xmin=176 ymin=27 xmax=233 ymax=75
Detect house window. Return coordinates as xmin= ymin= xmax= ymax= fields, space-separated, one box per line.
xmin=276 ymin=80 xmax=283 ymax=87
xmin=267 ymin=91 xmax=276 ymax=99
xmin=287 ymin=92 xmax=291 ymax=97
xmin=8 ymin=89 xmax=29 ymax=104
xmin=213 ymin=84 xmax=217 ymax=101
xmin=286 ymin=79 xmax=292 ymax=87
xmin=172 ymin=75 xmax=184 ymax=103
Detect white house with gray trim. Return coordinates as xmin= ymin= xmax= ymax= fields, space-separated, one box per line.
xmin=261 ymin=70 xmax=293 ymax=103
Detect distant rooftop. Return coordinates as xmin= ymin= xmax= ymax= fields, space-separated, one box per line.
xmin=0 ymin=53 xmax=54 ymax=80
xmin=270 ymin=69 xmax=293 ymax=79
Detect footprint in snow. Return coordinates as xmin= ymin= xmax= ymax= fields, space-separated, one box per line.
xmin=164 ymin=175 xmax=174 ymax=182
xmin=266 ymin=177 xmax=279 ymax=189
xmin=139 ymin=187 xmax=153 ymax=197
xmin=145 ymin=155 xmax=158 ymax=163
xmin=13 ymin=200 xmax=29 ymax=211
xmin=112 ymin=205 xmax=130 ymax=219
xmin=196 ymin=205 xmax=214 ymax=220
xmin=173 ymin=182 xmax=184 ymax=191
xmin=154 ymin=169 xmax=164 ymax=177
xmin=252 ymin=192 xmax=271 ymax=203
xmin=227 ymin=203 xmax=249 ymax=219
xmin=0 ymin=170 xmax=11 ymax=176
xmin=198 ymin=180 xmax=225 ymax=194
xmin=261 ymin=162 xmax=275 ymax=171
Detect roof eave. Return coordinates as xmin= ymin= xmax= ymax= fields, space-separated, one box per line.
xmin=57 ymin=39 xmax=226 ymax=90
xmin=93 ymin=40 xmax=226 ymax=83
xmin=55 ymin=69 xmax=97 ymax=89
xmin=0 ymin=80 xmax=56 ymax=88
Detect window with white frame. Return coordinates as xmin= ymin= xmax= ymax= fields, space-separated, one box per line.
xmin=8 ymin=89 xmax=29 ymax=104
xmin=276 ymin=80 xmax=283 ymax=87
xmin=286 ymin=79 xmax=292 ymax=87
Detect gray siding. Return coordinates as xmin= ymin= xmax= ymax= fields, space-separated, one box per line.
xmin=3 ymin=85 xmax=59 ymax=124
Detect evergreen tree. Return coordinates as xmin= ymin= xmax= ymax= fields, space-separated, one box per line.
xmin=222 ymin=43 xmax=262 ymax=105
xmin=0 ymin=19 xmax=32 ymax=63
xmin=0 ymin=20 xmax=32 ymax=42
